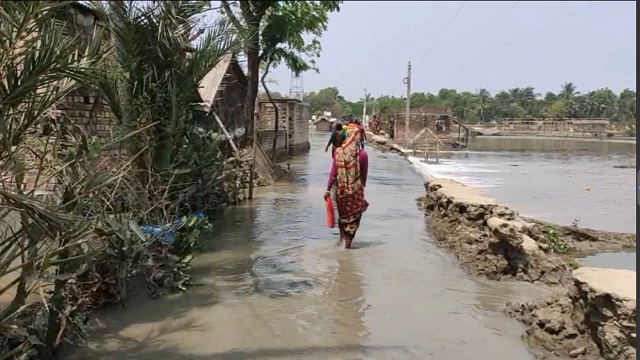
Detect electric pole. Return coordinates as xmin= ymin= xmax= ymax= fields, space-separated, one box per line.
xmin=362 ymin=86 xmax=367 ymax=127
xmin=403 ymin=61 xmax=412 ymax=148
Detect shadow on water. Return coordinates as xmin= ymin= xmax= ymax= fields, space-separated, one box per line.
xmin=66 ymin=131 xmax=547 ymax=360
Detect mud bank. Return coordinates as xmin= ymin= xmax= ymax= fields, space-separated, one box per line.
xmin=416 ymin=177 xmax=636 ymax=359
xmin=367 ymin=133 xmax=409 ymax=155
xmin=417 ymin=177 xmax=635 ymax=285
xmin=507 ymin=267 xmax=636 ymax=360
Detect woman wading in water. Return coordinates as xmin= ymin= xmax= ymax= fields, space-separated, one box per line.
xmin=324 ymin=123 xmax=369 ymax=249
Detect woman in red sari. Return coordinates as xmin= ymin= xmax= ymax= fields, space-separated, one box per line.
xmin=324 ymin=125 xmax=369 ymax=249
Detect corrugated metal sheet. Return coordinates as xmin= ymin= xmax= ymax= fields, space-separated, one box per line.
xmin=198 ymin=53 xmax=233 ymax=109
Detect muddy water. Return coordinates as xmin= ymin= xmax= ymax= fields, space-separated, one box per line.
xmin=417 ymin=135 xmax=636 ymax=271
xmin=68 ymin=132 xmax=545 ymax=360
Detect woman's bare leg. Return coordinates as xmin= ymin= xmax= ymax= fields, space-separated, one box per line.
xmin=336 ymin=226 xmax=345 ymax=246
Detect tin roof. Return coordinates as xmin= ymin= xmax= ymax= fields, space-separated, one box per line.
xmin=197 ymin=53 xmax=233 ymax=109
xmin=313 ymin=117 xmax=331 ymax=125
xmin=257 ymin=95 xmax=301 ymax=103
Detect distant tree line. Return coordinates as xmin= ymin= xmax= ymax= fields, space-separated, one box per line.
xmin=304 ymin=83 xmax=636 ymax=124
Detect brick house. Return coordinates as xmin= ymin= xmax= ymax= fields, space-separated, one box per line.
xmin=387 ymin=106 xmax=454 ymax=143
xmin=1 ymin=2 xmax=113 ymax=193
xmin=256 ymin=96 xmax=311 ymax=159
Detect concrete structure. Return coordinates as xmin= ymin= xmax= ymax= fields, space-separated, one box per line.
xmin=256 ymin=97 xmax=311 ymax=158
xmin=386 ymin=106 xmax=454 ymax=144
xmin=498 ymin=118 xmax=610 ymax=135
xmin=313 ymin=117 xmax=332 ymax=132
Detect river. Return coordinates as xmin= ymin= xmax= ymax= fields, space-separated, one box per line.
xmin=67 ymin=132 xmax=545 ymax=360
xmin=410 ymin=135 xmax=636 ymax=271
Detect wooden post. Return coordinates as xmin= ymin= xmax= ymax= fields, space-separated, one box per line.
xmin=424 ymin=129 xmax=429 ymax=161
xmin=213 ymin=112 xmax=239 ymax=156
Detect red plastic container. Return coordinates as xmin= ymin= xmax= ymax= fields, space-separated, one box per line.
xmin=325 ymin=197 xmax=335 ymax=228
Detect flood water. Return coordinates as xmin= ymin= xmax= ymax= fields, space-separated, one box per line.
xmin=410 ymin=135 xmax=636 ymax=272
xmin=68 ymin=132 xmax=544 ymax=360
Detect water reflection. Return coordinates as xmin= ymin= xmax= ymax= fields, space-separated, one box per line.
xmin=421 ymin=138 xmax=636 ymax=233
xmin=327 ymin=252 xmax=367 ymax=343
xmin=577 ymin=251 xmax=636 ymax=271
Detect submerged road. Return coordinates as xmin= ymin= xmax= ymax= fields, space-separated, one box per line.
xmin=70 ymin=132 xmax=544 ymax=360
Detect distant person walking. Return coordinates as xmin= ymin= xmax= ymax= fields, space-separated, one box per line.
xmin=325 ymin=122 xmax=346 ymax=159
xmin=369 ymin=115 xmax=381 ymax=134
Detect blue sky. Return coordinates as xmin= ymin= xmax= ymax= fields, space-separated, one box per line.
xmin=212 ymin=1 xmax=636 ymax=101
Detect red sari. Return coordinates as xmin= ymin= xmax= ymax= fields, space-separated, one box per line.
xmin=327 ymin=126 xmax=369 ymax=248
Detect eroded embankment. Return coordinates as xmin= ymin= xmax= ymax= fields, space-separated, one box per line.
xmin=415 ymin=176 xmax=636 ymax=359
xmin=507 ymin=267 xmax=636 ymax=360
xmin=417 ymin=177 xmax=635 ymax=285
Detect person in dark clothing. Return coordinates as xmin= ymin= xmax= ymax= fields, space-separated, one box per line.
xmin=325 ymin=122 xmax=346 ymax=158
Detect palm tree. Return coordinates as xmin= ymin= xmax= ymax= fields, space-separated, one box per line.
xmin=559 ymin=82 xmax=579 ymax=101
xmin=0 ymin=2 xmax=109 ymax=356
xmin=618 ymin=89 xmax=636 ymax=123
xmin=475 ymin=88 xmax=492 ymax=122
xmin=93 ymin=0 xmax=239 ymax=213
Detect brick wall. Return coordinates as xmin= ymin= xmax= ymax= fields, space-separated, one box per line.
xmin=389 ymin=106 xmax=453 ymax=142
xmin=257 ymin=100 xmax=290 ymax=131
xmin=257 ymin=99 xmax=310 ymax=155
xmin=290 ymin=103 xmax=310 ymax=154
xmin=0 ymin=88 xmax=119 ymax=193
xmin=63 ymin=88 xmax=116 ymax=138
xmin=257 ymin=129 xmax=287 ymax=158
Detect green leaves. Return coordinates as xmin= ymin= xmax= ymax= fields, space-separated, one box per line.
xmin=259 ymin=1 xmax=342 ymax=75
xmin=307 ymin=84 xmax=637 ymax=124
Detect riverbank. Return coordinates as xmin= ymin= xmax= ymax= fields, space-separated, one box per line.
xmin=507 ymin=267 xmax=636 ymax=360
xmin=366 ymin=131 xmax=637 ymax=359
xmin=417 ymin=177 xmax=635 ymax=284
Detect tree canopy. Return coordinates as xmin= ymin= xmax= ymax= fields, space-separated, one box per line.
xmin=305 ymin=83 xmax=636 ymax=124
xmin=220 ymin=0 xmax=341 ymax=140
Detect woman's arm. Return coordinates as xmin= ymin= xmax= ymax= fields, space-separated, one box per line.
xmin=359 ymin=151 xmax=368 ymax=187
xmin=325 ymin=132 xmax=336 ymax=151
xmin=326 ymin=160 xmax=337 ymax=192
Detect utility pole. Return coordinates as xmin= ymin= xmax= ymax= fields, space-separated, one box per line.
xmin=362 ymin=86 xmax=367 ymax=127
xmin=403 ymin=61 xmax=412 ymax=148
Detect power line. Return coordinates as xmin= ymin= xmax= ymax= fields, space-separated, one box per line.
xmin=413 ymin=1 xmax=467 ymax=71
xmin=383 ymin=1 xmax=467 ymax=98
xmin=413 ymin=1 xmax=520 ymax=90
xmin=470 ymin=1 xmax=519 ymax=42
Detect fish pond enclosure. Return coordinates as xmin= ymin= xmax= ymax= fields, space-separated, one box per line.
xmin=498 ymin=118 xmax=611 ymax=136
